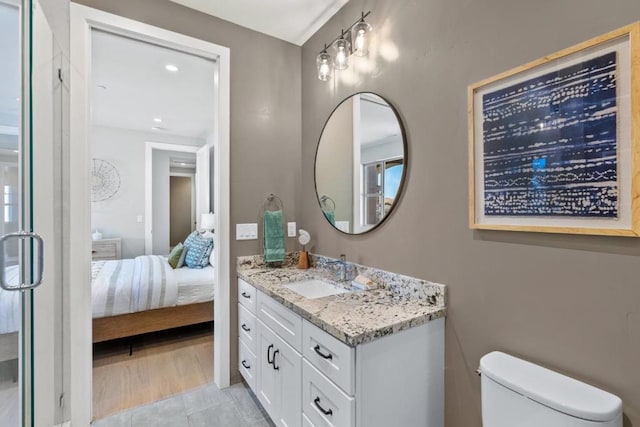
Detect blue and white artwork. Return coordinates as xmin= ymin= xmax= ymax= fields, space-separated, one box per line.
xmin=482 ymin=51 xmax=618 ymax=217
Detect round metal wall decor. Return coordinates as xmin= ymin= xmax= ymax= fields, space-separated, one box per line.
xmin=91 ymin=159 xmax=121 ymax=202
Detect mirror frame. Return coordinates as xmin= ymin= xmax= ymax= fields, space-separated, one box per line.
xmin=313 ymin=92 xmax=409 ymax=235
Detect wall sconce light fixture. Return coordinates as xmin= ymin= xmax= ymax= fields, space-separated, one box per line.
xmin=316 ymin=11 xmax=372 ymax=81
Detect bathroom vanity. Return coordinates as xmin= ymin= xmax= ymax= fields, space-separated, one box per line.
xmin=236 ymin=254 xmax=447 ymax=427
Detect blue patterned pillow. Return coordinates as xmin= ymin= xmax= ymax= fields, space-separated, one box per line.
xmin=183 ymin=230 xmax=199 ymax=248
xmin=184 ymin=233 xmax=214 ymax=269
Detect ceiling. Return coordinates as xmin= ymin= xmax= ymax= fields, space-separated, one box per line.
xmin=360 ymin=95 xmax=402 ymax=146
xmin=91 ymin=30 xmax=217 ymax=139
xmin=169 ymin=0 xmax=350 ymax=45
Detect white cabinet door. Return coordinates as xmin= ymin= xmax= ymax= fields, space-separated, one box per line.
xmin=274 ymin=334 xmax=302 ymax=427
xmin=257 ymin=318 xmax=302 ymax=427
xmin=257 ymin=320 xmax=280 ymax=420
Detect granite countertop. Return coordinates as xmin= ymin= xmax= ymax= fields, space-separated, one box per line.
xmin=237 ymin=253 xmax=447 ymax=347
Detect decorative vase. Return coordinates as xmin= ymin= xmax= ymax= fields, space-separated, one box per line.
xmin=297 ymin=251 xmax=309 ymax=269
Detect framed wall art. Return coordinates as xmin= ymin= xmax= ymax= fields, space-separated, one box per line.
xmin=468 ymin=23 xmax=640 ymax=236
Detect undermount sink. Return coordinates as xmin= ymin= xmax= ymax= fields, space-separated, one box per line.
xmin=282 ymin=279 xmax=350 ymax=299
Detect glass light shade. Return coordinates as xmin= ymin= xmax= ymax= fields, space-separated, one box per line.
xmin=316 ymin=51 xmax=334 ymax=81
xmin=201 ymin=212 xmax=215 ymax=231
xmin=352 ymin=20 xmax=371 ymax=57
xmin=333 ymin=37 xmax=350 ymax=70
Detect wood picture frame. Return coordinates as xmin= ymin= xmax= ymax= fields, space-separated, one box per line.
xmin=468 ymin=23 xmax=640 ymax=236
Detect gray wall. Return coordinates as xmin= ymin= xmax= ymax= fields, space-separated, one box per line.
xmin=73 ymin=0 xmax=302 ymax=382
xmin=315 ymin=96 xmax=353 ymax=225
xmin=302 ymin=1 xmax=640 ymax=426
xmin=91 ymin=125 xmax=202 ymax=258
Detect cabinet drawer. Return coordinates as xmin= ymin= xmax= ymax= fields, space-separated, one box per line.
xmin=238 ymin=303 xmax=257 ymax=354
xmin=238 ymin=278 xmax=257 ymax=313
xmin=303 ymin=359 xmax=354 ymax=427
xmin=303 ymin=320 xmax=354 ymax=396
xmin=92 ymin=244 xmax=117 ymax=260
xmin=239 ymin=340 xmax=257 ymax=392
xmin=257 ymin=291 xmax=302 ymax=352
xmin=302 ymin=413 xmax=315 ymax=427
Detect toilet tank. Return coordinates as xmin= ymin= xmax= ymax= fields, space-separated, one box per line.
xmin=480 ymin=352 xmax=622 ymax=427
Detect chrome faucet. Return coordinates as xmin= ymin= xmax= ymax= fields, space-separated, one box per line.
xmin=327 ymin=254 xmax=348 ymax=282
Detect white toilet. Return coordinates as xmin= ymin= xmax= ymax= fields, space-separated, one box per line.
xmin=480 ymin=351 xmax=623 ymax=427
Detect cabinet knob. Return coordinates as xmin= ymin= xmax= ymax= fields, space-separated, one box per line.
xmin=267 ymin=344 xmax=274 ymax=364
xmin=313 ymin=345 xmax=333 ymax=360
xmin=314 ymin=397 xmax=333 ymax=416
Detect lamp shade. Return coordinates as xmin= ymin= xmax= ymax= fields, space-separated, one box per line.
xmin=316 ymin=50 xmax=334 ymax=81
xmin=352 ymin=19 xmax=371 ymax=57
xmin=333 ymin=36 xmax=350 ymax=70
xmin=201 ymin=212 xmax=215 ymax=231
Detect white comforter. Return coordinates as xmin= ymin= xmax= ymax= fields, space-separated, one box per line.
xmin=0 ymin=266 xmax=20 ymax=335
xmin=1 ymin=255 xmax=214 ymax=335
xmin=92 ymin=255 xmax=183 ymax=318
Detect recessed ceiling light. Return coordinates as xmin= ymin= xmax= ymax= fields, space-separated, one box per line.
xmin=12 ymin=150 xmax=19 ymax=153
xmin=165 ymin=64 xmax=179 ymax=72
xmin=153 ymin=118 xmax=163 ymax=123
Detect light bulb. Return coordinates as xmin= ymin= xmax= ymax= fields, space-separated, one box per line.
xmin=316 ymin=50 xmax=334 ymax=81
xmin=333 ymin=37 xmax=350 ymax=70
xmin=352 ymin=20 xmax=371 ymax=57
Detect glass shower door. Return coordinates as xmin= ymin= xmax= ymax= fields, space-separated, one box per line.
xmin=0 ymin=1 xmax=44 ymax=425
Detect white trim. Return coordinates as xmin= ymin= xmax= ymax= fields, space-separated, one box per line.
xmin=144 ymin=141 xmax=199 ymax=255
xmin=32 ymin=4 xmax=57 ymax=425
xmin=70 ymin=5 xmax=231 ymax=426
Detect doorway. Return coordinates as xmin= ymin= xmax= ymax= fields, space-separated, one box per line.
xmin=170 ymin=174 xmax=195 ymax=248
xmin=70 ymin=4 xmax=231 ymax=425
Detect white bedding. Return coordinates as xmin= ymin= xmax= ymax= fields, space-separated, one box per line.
xmin=0 ymin=255 xmax=215 ymax=335
xmin=92 ymin=255 xmax=215 ymax=319
xmin=0 ymin=266 xmax=20 ymax=335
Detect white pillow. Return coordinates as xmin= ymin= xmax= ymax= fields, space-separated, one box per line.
xmin=209 ymin=248 xmax=215 ymax=267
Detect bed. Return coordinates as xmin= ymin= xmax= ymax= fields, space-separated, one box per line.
xmin=0 ymin=255 xmax=215 ymax=352
xmin=91 ymin=254 xmax=215 ymax=342
xmin=0 ymin=266 xmax=19 ymax=365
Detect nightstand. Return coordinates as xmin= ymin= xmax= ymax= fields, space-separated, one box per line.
xmin=92 ymin=238 xmax=122 ymax=261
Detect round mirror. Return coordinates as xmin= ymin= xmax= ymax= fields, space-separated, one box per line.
xmin=314 ymin=92 xmax=407 ymax=234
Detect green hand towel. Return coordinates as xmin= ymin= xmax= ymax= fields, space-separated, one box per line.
xmin=323 ymin=210 xmax=335 ymax=226
xmin=263 ymin=210 xmax=285 ymax=263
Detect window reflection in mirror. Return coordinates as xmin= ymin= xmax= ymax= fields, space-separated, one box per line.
xmin=315 ymin=93 xmax=407 ymax=235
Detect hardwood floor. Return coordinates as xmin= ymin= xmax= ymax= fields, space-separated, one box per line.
xmin=93 ymin=323 xmax=214 ymax=420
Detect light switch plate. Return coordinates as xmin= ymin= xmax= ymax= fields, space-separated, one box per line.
xmin=236 ymin=223 xmax=258 ymax=240
xmin=136 ymin=215 xmax=143 ymax=223
xmin=287 ymin=222 xmax=296 ymax=237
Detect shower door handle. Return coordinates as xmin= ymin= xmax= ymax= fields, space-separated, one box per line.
xmin=0 ymin=231 xmax=44 ymax=291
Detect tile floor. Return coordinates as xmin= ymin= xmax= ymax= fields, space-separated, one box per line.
xmin=93 ymin=381 xmax=275 ymax=427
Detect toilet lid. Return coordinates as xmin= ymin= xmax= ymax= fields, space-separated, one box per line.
xmin=480 ymin=352 xmax=622 ymax=422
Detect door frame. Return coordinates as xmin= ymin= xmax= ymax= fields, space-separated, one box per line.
xmin=70 ymin=4 xmax=231 ymax=425
xmin=144 ymin=141 xmax=200 ymax=255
